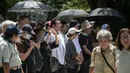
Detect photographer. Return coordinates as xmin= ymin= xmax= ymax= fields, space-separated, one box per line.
xmin=16 ymin=24 xmax=36 ymax=73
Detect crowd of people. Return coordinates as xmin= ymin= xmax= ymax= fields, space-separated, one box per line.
xmin=0 ymin=15 xmax=130 ymax=73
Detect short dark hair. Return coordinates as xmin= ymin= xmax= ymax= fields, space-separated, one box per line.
xmin=34 ymin=27 xmax=43 ymax=34
xmin=69 ymin=20 xmax=79 ymax=28
xmin=61 ymin=20 xmax=67 ymax=27
xmin=18 ymin=15 xmax=28 ymax=22
xmin=115 ymin=28 xmax=130 ymax=50
xmin=51 ymin=18 xmax=60 ymax=27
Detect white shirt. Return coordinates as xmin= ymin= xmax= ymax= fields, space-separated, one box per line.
xmin=72 ymin=36 xmax=82 ymax=54
xmin=46 ymin=32 xmax=66 ymax=65
xmin=116 ymin=49 xmax=130 ymax=73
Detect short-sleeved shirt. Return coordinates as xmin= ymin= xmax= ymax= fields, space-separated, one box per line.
xmin=116 ymin=49 xmax=130 ymax=73
xmin=90 ymin=45 xmax=116 ymax=73
xmin=78 ymin=33 xmax=93 ymax=61
xmin=1 ymin=40 xmax=22 ymax=68
xmin=65 ymin=39 xmax=78 ymax=69
xmin=45 ymin=32 xmax=66 ymax=65
xmin=65 ymin=35 xmax=82 ymax=54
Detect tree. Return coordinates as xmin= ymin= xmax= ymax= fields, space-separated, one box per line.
xmin=4 ymin=0 xmax=90 ymax=20
xmin=87 ymin=0 xmax=130 ymax=28
xmin=40 ymin=0 xmax=67 ymax=11
xmin=6 ymin=0 xmax=23 ymax=9
xmin=87 ymin=0 xmax=130 ymax=40
xmin=61 ymin=0 xmax=90 ymax=11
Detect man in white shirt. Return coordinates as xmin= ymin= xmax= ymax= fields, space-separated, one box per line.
xmin=45 ymin=18 xmax=66 ymax=73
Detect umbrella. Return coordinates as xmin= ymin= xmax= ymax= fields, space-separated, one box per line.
xmin=57 ymin=9 xmax=89 ymax=17
xmin=87 ymin=8 xmax=125 ymax=22
xmin=8 ymin=0 xmax=54 ymax=13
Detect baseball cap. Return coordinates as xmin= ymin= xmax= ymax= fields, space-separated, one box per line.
xmin=67 ymin=27 xmax=81 ymax=35
xmin=5 ymin=25 xmax=21 ymax=35
xmin=22 ymin=24 xmax=35 ymax=35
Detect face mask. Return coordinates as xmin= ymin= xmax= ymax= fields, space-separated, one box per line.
xmin=82 ymin=33 xmax=88 ymax=36
xmin=25 ymin=34 xmax=31 ymax=39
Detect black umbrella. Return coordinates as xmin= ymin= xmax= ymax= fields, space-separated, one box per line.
xmin=87 ymin=8 xmax=125 ymax=22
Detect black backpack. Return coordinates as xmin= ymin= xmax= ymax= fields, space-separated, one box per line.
xmin=26 ymin=48 xmax=43 ymax=72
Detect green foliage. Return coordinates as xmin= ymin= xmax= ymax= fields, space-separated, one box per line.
xmin=40 ymin=0 xmax=67 ymax=11
xmin=61 ymin=0 xmax=90 ymax=12
xmin=5 ymin=0 xmax=90 ymax=20
xmin=6 ymin=0 xmax=90 ymax=12
xmin=40 ymin=0 xmax=90 ymax=12
xmin=6 ymin=0 xmax=23 ymax=9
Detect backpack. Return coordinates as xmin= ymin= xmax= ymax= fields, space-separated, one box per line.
xmin=26 ymin=48 xmax=43 ymax=72
xmin=50 ymin=57 xmax=60 ymax=72
xmin=17 ymin=37 xmax=43 ymax=72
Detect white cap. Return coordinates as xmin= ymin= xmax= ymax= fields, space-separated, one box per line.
xmin=67 ymin=27 xmax=81 ymax=34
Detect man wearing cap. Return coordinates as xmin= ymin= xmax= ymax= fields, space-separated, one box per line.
xmin=65 ymin=27 xmax=82 ymax=73
xmin=0 ymin=20 xmax=15 ymax=73
xmin=16 ymin=24 xmax=36 ymax=73
xmin=22 ymin=24 xmax=36 ymax=36
xmin=67 ymin=20 xmax=84 ymax=65
xmin=1 ymin=25 xmax=22 ymax=73
xmin=78 ymin=20 xmax=94 ymax=73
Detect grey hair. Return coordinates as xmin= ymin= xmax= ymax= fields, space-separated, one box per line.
xmin=2 ymin=20 xmax=15 ymax=31
xmin=96 ymin=29 xmax=113 ymax=41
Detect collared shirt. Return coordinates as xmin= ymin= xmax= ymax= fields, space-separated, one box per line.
xmin=116 ymin=49 xmax=130 ymax=73
xmin=90 ymin=45 xmax=116 ymax=73
xmin=1 ymin=40 xmax=22 ymax=68
xmin=0 ymin=36 xmax=5 ymax=67
xmin=46 ymin=31 xmax=66 ymax=65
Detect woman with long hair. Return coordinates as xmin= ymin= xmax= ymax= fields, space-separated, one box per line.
xmin=115 ymin=28 xmax=130 ymax=73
